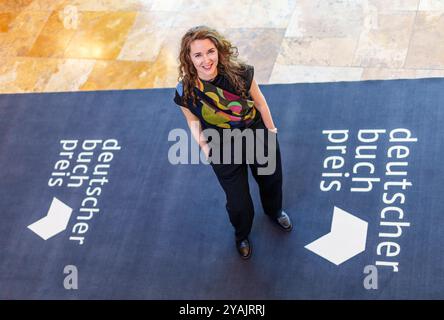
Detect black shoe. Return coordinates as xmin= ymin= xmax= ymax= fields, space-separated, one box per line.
xmin=273 ymin=210 xmax=293 ymax=232
xmin=236 ymin=238 xmax=252 ymax=259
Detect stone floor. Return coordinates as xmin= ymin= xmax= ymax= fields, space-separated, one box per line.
xmin=0 ymin=0 xmax=444 ymax=93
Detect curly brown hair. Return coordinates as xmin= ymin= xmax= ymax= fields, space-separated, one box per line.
xmin=178 ymin=25 xmax=249 ymax=107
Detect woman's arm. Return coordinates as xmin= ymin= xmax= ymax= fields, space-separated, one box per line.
xmin=249 ymin=78 xmax=277 ymax=131
xmin=180 ymin=106 xmax=210 ymax=157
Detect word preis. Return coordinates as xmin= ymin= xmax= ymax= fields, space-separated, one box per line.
xmin=320 ymin=129 xmax=417 ymax=192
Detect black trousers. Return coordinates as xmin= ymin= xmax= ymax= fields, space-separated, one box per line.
xmin=208 ymin=119 xmax=283 ymax=242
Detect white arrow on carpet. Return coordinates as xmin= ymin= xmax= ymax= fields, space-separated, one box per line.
xmin=305 ymin=206 xmax=368 ymax=265
xmin=27 ymin=197 xmax=73 ymax=240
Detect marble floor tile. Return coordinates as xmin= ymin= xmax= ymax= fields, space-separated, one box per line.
xmin=246 ymin=0 xmax=298 ymax=29
xmin=0 ymin=10 xmax=51 ymax=57
xmin=24 ymin=0 xmax=69 ymax=11
xmin=286 ymin=0 xmax=365 ymax=38
xmin=80 ymin=59 xmax=154 ymax=90
xmin=361 ymin=67 xmax=418 ymax=80
xmin=156 ymin=26 xmax=189 ymax=61
xmin=353 ymin=12 xmax=416 ymax=68
xmin=419 ymin=0 xmax=444 ymax=11
xmin=8 ymin=8 xmax=50 ymax=32
xmin=0 ymin=12 xmax=19 ymax=32
xmin=362 ymin=67 xmax=444 ymax=80
xmin=218 ymin=28 xmax=287 ymax=83
xmin=57 ymin=0 xmax=153 ymax=12
xmin=27 ymin=10 xmax=77 ymax=58
xmin=404 ymin=11 xmax=444 ymax=69
xmin=148 ymin=46 xmax=180 ymax=88
xmin=63 ymin=11 xmax=137 ymax=60
xmin=0 ymin=57 xmax=62 ymax=93
xmin=0 ymin=0 xmax=34 ymax=11
xmin=150 ymin=0 xmax=182 ymax=11
xmin=172 ymin=1 xmax=255 ymax=29
xmin=176 ymin=0 xmax=253 ymax=11
xmin=117 ymin=11 xmax=175 ymax=62
xmin=0 ymin=0 xmax=443 ymax=93
xmin=152 ymin=27 xmax=189 ymax=87
xmin=43 ymin=58 xmax=96 ymax=92
xmin=276 ymin=36 xmax=358 ymax=67
xmin=269 ymin=64 xmax=364 ymax=84
xmin=368 ymin=0 xmax=419 ymax=12
xmin=414 ymin=69 xmax=444 ymax=78
xmin=0 ymin=57 xmax=19 ymax=93
xmin=174 ymin=0 xmax=296 ymax=30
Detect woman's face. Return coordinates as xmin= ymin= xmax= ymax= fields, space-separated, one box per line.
xmin=189 ymin=38 xmax=218 ymax=81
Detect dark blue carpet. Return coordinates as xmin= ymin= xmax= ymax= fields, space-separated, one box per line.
xmin=0 ymin=78 xmax=443 ymax=299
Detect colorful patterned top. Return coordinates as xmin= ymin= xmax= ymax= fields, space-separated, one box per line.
xmin=174 ymin=64 xmax=261 ymax=130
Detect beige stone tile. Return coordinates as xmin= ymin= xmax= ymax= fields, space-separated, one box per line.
xmin=63 ymin=11 xmax=137 ymax=60
xmin=269 ymin=63 xmax=363 ymax=84
xmin=80 ymin=59 xmax=154 ymax=90
xmin=0 ymin=12 xmax=19 ymax=33
xmin=177 ymin=0 xmax=252 ymax=11
xmin=276 ymin=36 xmax=358 ymax=67
xmin=217 ymin=28 xmax=286 ymax=84
xmin=2 ymin=0 xmax=442 ymax=93
xmin=246 ymin=0 xmax=298 ymax=28
xmin=148 ymin=46 xmax=180 ymax=88
xmin=0 ymin=57 xmax=61 ymax=93
xmin=172 ymin=13 xmax=224 ymax=30
xmin=24 ymin=0 xmax=69 ymax=11
xmin=118 ymin=11 xmax=175 ymax=62
xmin=414 ymin=69 xmax=444 ymax=78
xmin=7 ymin=8 xmax=50 ymax=32
xmin=0 ymin=33 xmax=29 ymax=56
xmin=362 ymin=67 xmax=444 ymax=80
xmin=172 ymin=1 xmax=254 ymax=29
xmin=158 ymin=27 xmax=188 ymax=53
xmin=0 ymin=57 xmax=19 ymax=92
xmin=172 ymin=12 xmax=212 ymax=29
xmin=404 ymin=11 xmax=444 ymax=69
xmin=368 ymin=0 xmax=419 ymax=11
xmin=172 ymin=1 xmax=292 ymax=30
xmin=27 ymin=10 xmax=77 ymax=58
xmin=361 ymin=67 xmax=418 ymax=80
xmin=0 ymin=0 xmax=33 ymax=11
xmin=419 ymin=0 xmax=444 ymax=11
xmin=43 ymin=58 xmax=96 ymax=92
xmin=58 ymin=0 xmax=153 ymax=11
xmin=156 ymin=26 xmax=188 ymax=61
xmin=153 ymin=27 xmax=189 ymax=87
xmin=353 ymin=13 xmax=416 ymax=68
xmin=0 ymin=56 xmax=94 ymax=93
xmin=0 ymin=10 xmax=51 ymax=56
xmin=151 ymin=0 xmax=182 ymax=11
xmin=286 ymin=0 xmax=365 ymax=38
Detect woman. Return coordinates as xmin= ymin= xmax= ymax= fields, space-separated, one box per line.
xmin=173 ymin=25 xmax=292 ymax=260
